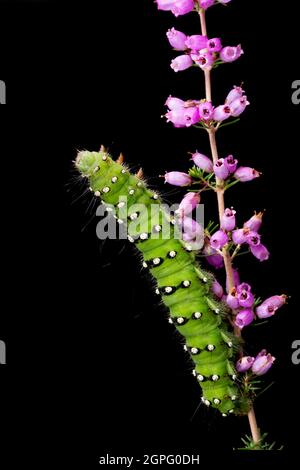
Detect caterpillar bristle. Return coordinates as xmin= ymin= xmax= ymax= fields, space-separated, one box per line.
xmin=116 ymin=153 xmax=125 ymax=164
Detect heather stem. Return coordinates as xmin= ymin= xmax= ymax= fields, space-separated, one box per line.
xmin=199 ymin=9 xmax=261 ymax=446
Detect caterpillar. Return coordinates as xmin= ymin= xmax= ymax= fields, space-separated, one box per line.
xmin=75 ymin=149 xmax=250 ymax=417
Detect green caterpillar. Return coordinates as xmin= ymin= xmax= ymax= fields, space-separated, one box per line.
xmin=76 ymin=149 xmax=248 ymax=416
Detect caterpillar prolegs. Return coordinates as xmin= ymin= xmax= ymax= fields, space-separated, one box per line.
xmin=76 ymin=149 xmax=250 ymax=416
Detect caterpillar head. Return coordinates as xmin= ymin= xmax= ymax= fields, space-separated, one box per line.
xmin=75 ymin=150 xmax=111 ymax=176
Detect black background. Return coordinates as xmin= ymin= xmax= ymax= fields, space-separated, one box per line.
xmin=0 ymin=0 xmax=299 ymax=466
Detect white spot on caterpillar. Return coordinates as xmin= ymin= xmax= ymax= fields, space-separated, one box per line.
xmin=93 ymin=166 xmax=100 ymax=173
xmin=176 ymin=317 xmax=185 ymax=325
xmin=111 ymin=176 xmax=118 ymax=183
xmin=204 ymin=399 xmax=211 ymax=407
xmin=155 ymin=288 xmax=160 ymax=295
xmin=117 ymin=201 xmax=125 ymax=208
xmin=171 ymin=218 xmax=176 ymax=225
xmin=128 ymin=236 xmax=135 ymax=243
xmin=137 ymin=182 xmax=143 ymax=187
xmin=215 ymin=308 xmax=220 ymax=314
xmin=222 ymin=413 xmax=228 ymax=417
xmin=229 ymin=409 xmax=234 ymax=414
xmin=201 ymin=397 xmax=205 ymax=403
xmin=121 ymin=169 xmax=126 ymax=174
xmin=142 ymin=261 xmax=148 ymax=268
xmin=106 ymin=207 xmax=113 ymax=212
xmin=228 ymin=341 xmax=233 ymax=348
xmin=207 ymin=344 xmax=215 ymax=352
xmin=168 ymin=318 xmax=173 ymax=324
xmin=193 ymin=312 xmax=202 ymax=319
xmin=183 ymin=345 xmax=188 ymax=351
xmin=191 ymin=347 xmax=199 ymax=355
xmin=231 ymin=395 xmax=237 ymax=401
xmin=129 ymin=189 xmax=135 ymax=195
xmin=182 ymin=280 xmax=191 ymax=287
xmin=232 ymin=374 xmax=237 ymax=381
xmin=102 ymin=155 xmax=107 ymax=161
xmin=164 ymin=287 xmax=173 ymax=294
xmin=211 ymin=374 xmax=219 ymax=381
xmin=185 ymin=245 xmax=192 ymax=251
xmin=213 ymin=398 xmax=221 ymax=405
xmin=203 ymin=277 xmax=208 ymax=283
xmin=130 ymin=213 xmax=138 ymax=220
xmin=153 ymin=258 xmax=161 ymax=266
xmin=117 ymin=219 xmax=124 ymax=225
xmin=153 ymin=225 xmax=162 ymax=233
xmin=152 ymin=193 xmax=159 ymax=200
xmin=89 ymin=187 xmax=93 ymax=192
xmin=168 ymin=251 xmax=177 ymax=258
xmin=192 ymin=370 xmax=197 ymax=376
xmin=94 ymin=191 xmax=101 ymax=197
xmin=102 ymin=186 xmax=110 ymax=193
xmin=140 ymin=233 xmax=148 ymax=240
xmin=197 ymin=374 xmax=204 ymax=382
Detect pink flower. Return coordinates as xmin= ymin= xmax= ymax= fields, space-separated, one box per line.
xmin=165 ymin=101 xmax=200 ymax=128
xmin=220 ymin=45 xmax=244 ymax=63
xmin=166 ymin=28 xmax=188 ymax=50
xmin=198 ymin=0 xmax=215 ymax=9
xmin=156 ymin=0 xmax=195 ymax=17
xmin=198 ymin=101 xmax=214 ymax=120
xmin=234 ymin=309 xmax=254 ymax=329
xmin=226 ymin=288 xmax=239 ymax=309
xmin=236 ymin=356 xmax=255 ymax=373
xmin=221 ymin=208 xmax=236 ymax=232
xmin=165 ymin=95 xmax=185 ymax=110
xmin=230 ymin=95 xmax=250 ymax=117
xmin=164 ymin=171 xmax=192 ymax=186
xmin=176 ymin=192 xmax=201 ymax=217
xmin=171 ymin=54 xmax=193 ymax=72
xmin=181 ymin=216 xmax=204 ymax=242
xmin=207 ymin=37 xmax=222 ymax=52
xmin=191 ymin=152 xmax=213 ymax=172
xmin=203 ymin=245 xmax=224 ymax=269
xmin=256 ymin=295 xmax=287 ymax=319
xmin=213 ymin=104 xmax=232 ymax=122
xmin=224 ymin=154 xmax=238 ymax=174
xmin=213 ymin=158 xmax=230 ymax=179
xmin=234 ymin=166 xmax=260 ymax=182
xmin=192 ymin=50 xmax=215 ymax=70
xmin=185 ymin=35 xmax=208 ymax=51
xmin=243 ymin=211 xmax=264 ymax=232
xmin=210 ymin=229 xmax=228 ymax=250
xmin=226 ymin=86 xmax=245 ymax=105
xmin=250 ymin=243 xmax=270 ymax=261
xmin=232 ymin=228 xmax=249 ymax=245
xmin=252 ymin=350 xmax=275 ymax=376
xmin=212 ymin=279 xmax=224 ymax=298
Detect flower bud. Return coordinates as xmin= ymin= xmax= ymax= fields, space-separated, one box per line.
xmin=164 ymin=171 xmax=192 ymax=186
xmin=252 ymin=350 xmax=275 ymax=376
xmin=191 ymin=152 xmax=213 ymax=172
xmin=199 ymin=0 xmax=215 ymax=9
xmin=203 ymin=244 xmax=224 ymax=269
xmin=166 ymin=28 xmax=188 ymax=50
xmin=165 ymin=95 xmax=185 ymax=110
xmin=232 ymin=228 xmax=249 ymax=245
xmin=238 ymin=288 xmax=254 ymax=308
xmin=182 ymin=216 xmax=204 ymax=242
